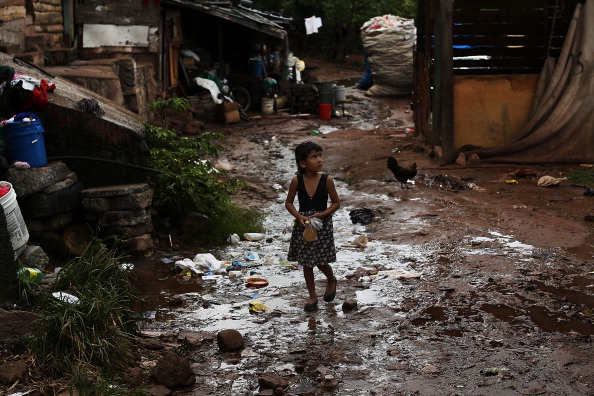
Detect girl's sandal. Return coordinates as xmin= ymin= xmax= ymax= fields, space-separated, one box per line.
xmin=324 ymin=277 xmax=337 ymax=302
xmin=304 ymin=300 xmax=318 ymax=312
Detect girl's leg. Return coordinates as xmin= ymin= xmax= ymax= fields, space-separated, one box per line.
xmin=317 ymin=264 xmax=337 ymax=299
xmin=303 ymin=265 xmax=318 ymax=304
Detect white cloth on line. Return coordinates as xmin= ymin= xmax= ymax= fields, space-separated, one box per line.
xmin=305 ymin=16 xmax=323 ymax=35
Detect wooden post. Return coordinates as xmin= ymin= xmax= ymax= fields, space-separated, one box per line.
xmin=432 ymin=0 xmax=454 ymax=159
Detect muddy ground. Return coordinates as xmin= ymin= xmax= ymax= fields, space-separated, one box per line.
xmin=3 ymin=59 xmax=594 ymax=396
xmin=160 ymin=59 xmax=594 ymax=395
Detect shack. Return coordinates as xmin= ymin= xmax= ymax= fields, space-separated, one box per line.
xmin=414 ymin=0 xmax=590 ymax=164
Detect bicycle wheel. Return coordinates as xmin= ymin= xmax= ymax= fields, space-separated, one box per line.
xmin=230 ymin=86 xmax=251 ymax=111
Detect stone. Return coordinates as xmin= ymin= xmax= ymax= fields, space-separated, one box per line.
xmin=0 ymin=309 xmax=39 ymax=341
xmin=152 ymin=352 xmax=195 ymax=388
xmin=81 ymin=183 xmax=149 ymax=198
xmin=97 ymin=209 xmax=150 ymax=227
xmin=0 ymin=214 xmax=17 ymax=302
xmin=121 ymin=366 xmax=145 ymax=388
xmin=147 ymin=384 xmax=171 ymax=396
xmin=58 ymin=223 xmax=92 ymax=256
xmin=43 ymin=173 xmax=76 ymax=194
xmin=122 ymin=234 xmax=153 ymax=253
xmin=20 ymin=245 xmax=49 ymax=270
xmin=18 ymin=181 xmax=83 ymax=218
xmin=342 ymin=298 xmax=358 ymax=311
xmin=25 ymin=212 xmax=74 ymax=232
xmin=182 ymin=119 xmax=204 ymax=135
xmin=82 ymin=189 xmax=153 ymax=212
xmin=217 ymin=329 xmax=244 ymax=352
xmin=100 ymin=223 xmax=153 ymax=238
xmin=258 ymin=372 xmax=289 ymax=390
xmin=6 ymin=161 xmax=72 ymax=198
xmin=0 ymin=359 xmax=28 ymax=384
xmin=177 ymin=330 xmax=215 ymax=346
xmin=179 ymin=212 xmax=212 ymax=235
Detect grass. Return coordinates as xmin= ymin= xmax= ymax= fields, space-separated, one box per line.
xmin=28 ymin=236 xmax=144 ymax=393
xmin=568 ymin=167 xmax=594 ymax=187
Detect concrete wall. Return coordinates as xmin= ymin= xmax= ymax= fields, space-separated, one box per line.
xmin=453 ymin=74 xmax=540 ymax=149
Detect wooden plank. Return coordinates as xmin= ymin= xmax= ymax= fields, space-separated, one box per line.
xmin=453 ymin=47 xmax=546 ymax=58
xmin=453 ymin=24 xmax=545 ymax=36
xmin=453 ymin=0 xmax=545 ymax=10
xmin=454 ymin=10 xmax=544 ymax=23
xmin=453 ymin=58 xmax=545 ymax=68
xmin=452 ymin=36 xmax=544 ymax=46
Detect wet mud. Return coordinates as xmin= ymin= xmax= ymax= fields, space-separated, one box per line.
xmin=131 ymin=67 xmax=594 ymax=395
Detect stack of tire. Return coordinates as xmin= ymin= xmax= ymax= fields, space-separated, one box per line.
xmin=5 ymin=161 xmax=83 ymax=253
xmin=81 ymin=183 xmax=154 ymax=254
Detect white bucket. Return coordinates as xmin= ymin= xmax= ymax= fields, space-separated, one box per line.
xmin=0 ymin=181 xmax=29 ymax=258
xmin=333 ymin=85 xmax=346 ymax=102
xmin=261 ymin=97 xmax=275 ymax=115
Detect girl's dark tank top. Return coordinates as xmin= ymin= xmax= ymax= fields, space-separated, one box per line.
xmin=297 ymin=173 xmax=328 ymax=212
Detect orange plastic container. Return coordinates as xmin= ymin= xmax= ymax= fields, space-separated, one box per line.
xmin=319 ymin=104 xmax=332 ymax=120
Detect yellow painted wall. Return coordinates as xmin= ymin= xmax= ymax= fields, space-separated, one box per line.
xmin=453 ymin=74 xmax=539 ymax=149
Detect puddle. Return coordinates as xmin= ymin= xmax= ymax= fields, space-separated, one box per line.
xmin=127 ymin=131 xmax=593 ymax=394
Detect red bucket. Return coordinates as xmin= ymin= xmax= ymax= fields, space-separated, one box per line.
xmin=319 ymin=104 xmax=332 ymax=120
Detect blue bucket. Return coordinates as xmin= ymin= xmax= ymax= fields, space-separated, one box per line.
xmin=4 ymin=112 xmax=48 ymax=168
xmin=248 ymin=58 xmax=263 ymax=77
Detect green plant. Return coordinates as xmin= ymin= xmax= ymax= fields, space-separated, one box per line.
xmin=31 ymin=237 xmax=140 ymax=378
xmin=144 ymin=99 xmax=264 ymax=243
xmin=568 ymin=167 xmax=594 ymax=187
xmin=149 ymin=97 xmax=191 ymax=128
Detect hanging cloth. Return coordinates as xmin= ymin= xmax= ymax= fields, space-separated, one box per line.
xmin=305 ymin=16 xmax=323 ymax=35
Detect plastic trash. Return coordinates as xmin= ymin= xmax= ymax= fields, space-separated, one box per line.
xmin=18 ymin=267 xmax=43 ymax=284
xmin=202 ymin=274 xmax=224 ymax=281
xmin=52 ymin=292 xmax=79 ymax=304
xmin=243 ymin=232 xmax=266 ymax=241
xmin=228 ymin=271 xmax=242 ymax=279
xmin=248 ymin=301 xmax=270 ymax=312
xmin=244 ymin=252 xmax=260 ymax=261
xmin=227 ymin=233 xmax=240 ymax=244
xmin=246 ymin=277 xmax=269 ymax=288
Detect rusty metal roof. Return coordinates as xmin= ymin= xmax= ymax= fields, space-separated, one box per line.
xmin=161 ymin=0 xmax=287 ymax=39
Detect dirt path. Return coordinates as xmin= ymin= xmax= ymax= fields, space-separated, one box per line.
xmin=194 ymin=67 xmax=594 ymax=395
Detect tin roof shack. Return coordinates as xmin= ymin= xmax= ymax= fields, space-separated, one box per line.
xmin=414 ymin=0 xmax=582 ymax=163
xmin=160 ymin=0 xmax=290 ymax=112
xmin=0 ymin=53 xmax=150 ymax=189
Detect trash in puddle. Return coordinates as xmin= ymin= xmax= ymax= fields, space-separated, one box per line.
xmin=248 ymin=301 xmax=270 ymax=312
xmin=246 ymin=277 xmax=269 ymax=288
xmin=349 ymin=208 xmax=375 ymax=225
xmin=244 ymin=252 xmax=260 ymax=261
xmin=119 ymin=263 xmax=134 ymax=271
xmin=52 ymin=292 xmax=79 ymax=304
xmin=175 ymin=253 xmax=225 ymax=274
xmin=227 ymin=233 xmax=240 ymax=244
xmin=243 ymin=232 xmax=266 ymax=241
xmin=537 ymin=175 xmax=567 ymax=187
xmin=379 ymin=269 xmax=422 ymax=279
xmin=228 ymin=271 xmax=242 ymax=279
xmin=202 ymin=274 xmax=224 ymax=281
xmin=342 ymin=235 xmax=368 ymax=248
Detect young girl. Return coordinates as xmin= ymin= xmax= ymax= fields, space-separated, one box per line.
xmin=285 ymin=141 xmax=340 ymax=311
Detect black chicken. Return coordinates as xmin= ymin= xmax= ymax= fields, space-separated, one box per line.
xmin=387 ymin=156 xmax=417 ymax=189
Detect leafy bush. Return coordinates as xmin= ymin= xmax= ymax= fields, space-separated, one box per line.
xmin=144 ymin=98 xmax=264 ymax=243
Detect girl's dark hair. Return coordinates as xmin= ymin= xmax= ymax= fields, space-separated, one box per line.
xmin=295 ymin=141 xmax=323 ymax=173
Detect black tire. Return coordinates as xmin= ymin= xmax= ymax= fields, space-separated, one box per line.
xmin=230 ymin=86 xmax=251 ymax=111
